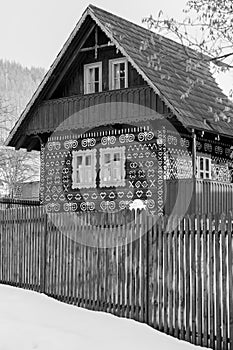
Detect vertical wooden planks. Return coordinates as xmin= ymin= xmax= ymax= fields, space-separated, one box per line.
xmin=163 ymin=224 xmax=168 ymax=334
xmin=135 ymin=213 xmax=140 ymax=321
xmin=168 ymin=225 xmax=174 ymax=336
xmin=191 ymin=215 xmax=196 ymax=345
xmin=174 ymin=216 xmax=180 ymax=339
xmin=131 ymin=211 xmax=136 ymax=320
xmin=158 ymin=216 xmax=164 ymax=331
xmin=180 ymin=218 xmax=185 ymax=340
xmin=196 ymin=215 xmax=202 ymax=346
xmin=185 ymin=216 xmax=191 ymax=343
xmin=228 ymin=213 xmax=233 ymax=350
xmin=209 ymin=214 xmax=215 ymax=349
xmin=203 ymin=215 xmax=209 ymax=348
xmin=152 ymin=215 xmax=159 ymax=330
xmin=1 ymin=208 xmax=233 ymax=349
xmin=221 ymin=215 xmax=228 ymax=350
xmin=140 ymin=210 xmax=146 ymax=323
xmin=215 ymin=216 xmax=222 ymax=350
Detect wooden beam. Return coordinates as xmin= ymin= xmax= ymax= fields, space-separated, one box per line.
xmin=95 ymin=26 xmax=98 ymax=59
xmin=15 ymin=134 xmax=28 ymax=150
xmin=192 ymin=129 xmax=197 ymax=214
xmin=27 ymin=137 xmax=40 ymax=152
xmin=80 ymin=42 xmax=114 ymax=52
xmin=46 ymin=23 xmax=96 ymax=99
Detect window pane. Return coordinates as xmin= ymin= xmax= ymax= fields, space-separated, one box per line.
xmin=95 ymin=67 xmax=99 ymax=81
xmin=114 ymin=64 xmax=119 ymax=78
xmin=76 ymin=156 xmax=82 ymax=166
xmin=120 ymin=63 xmax=125 ymax=77
xmin=104 ymin=154 xmax=111 ymax=164
xmin=200 ymin=157 xmax=203 ymax=170
xmin=89 ymin=68 xmax=94 ymax=83
xmin=113 ymin=167 xmax=121 ymax=180
xmin=103 ymin=167 xmax=111 ymax=181
xmin=85 ymin=168 xmax=92 ymax=182
xmin=76 ymin=170 xmax=80 ymax=183
xmin=206 ymin=159 xmax=209 ymax=171
xmin=94 ymin=82 xmax=99 ymax=93
xmin=85 ymin=155 xmax=91 ymax=166
xmin=120 ymin=79 xmax=125 ymax=89
xmin=114 ymin=153 xmax=120 ymax=161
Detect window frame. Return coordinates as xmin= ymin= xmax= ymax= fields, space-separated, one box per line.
xmin=72 ymin=149 xmax=97 ymax=189
xmin=196 ymin=154 xmax=212 ymax=180
xmin=109 ymin=58 xmax=128 ymax=90
xmin=99 ymin=146 xmax=126 ymax=187
xmin=84 ymin=62 xmax=102 ymax=94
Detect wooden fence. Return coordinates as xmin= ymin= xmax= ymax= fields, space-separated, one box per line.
xmin=0 ymin=207 xmax=233 ymax=350
xmin=0 ymin=197 xmax=40 ymax=210
xmin=164 ymin=179 xmax=233 ymax=216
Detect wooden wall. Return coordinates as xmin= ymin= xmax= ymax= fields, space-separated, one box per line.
xmin=52 ymin=31 xmax=146 ymax=99
xmin=26 ymin=86 xmax=171 ymax=135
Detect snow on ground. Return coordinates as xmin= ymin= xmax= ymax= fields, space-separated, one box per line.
xmin=0 ymin=285 xmax=207 ymax=350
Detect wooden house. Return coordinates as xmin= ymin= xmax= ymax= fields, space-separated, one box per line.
xmin=6 ymin=5 xmax=233 ymax=216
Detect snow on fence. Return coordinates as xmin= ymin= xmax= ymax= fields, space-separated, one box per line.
xmin=0 ymin=206 xmax=233 ymax=350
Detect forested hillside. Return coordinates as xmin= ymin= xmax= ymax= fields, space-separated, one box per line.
xmin=0 ymin=59 xmax=45 ymax=196
xmin=0 ymin=59 xmax=45 ymax=121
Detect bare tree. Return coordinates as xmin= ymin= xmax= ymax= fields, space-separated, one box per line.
xmin=0 ymin=98 xmax=40 ymax=197
xmin=0 ymin=148 xmax=40 ymax=197
xmin=143 ymin=0 xmax=233 ymax=96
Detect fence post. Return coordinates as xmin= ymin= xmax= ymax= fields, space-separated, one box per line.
xmin=228 ymin=213 xmax=233 ymax=350
xmin=40 ymin=210 xmax=48 ymax=293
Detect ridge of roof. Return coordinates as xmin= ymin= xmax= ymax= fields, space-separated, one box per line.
xmin=5 ymin=4 xmax=233 ymax=147
xmin=88 ymin=4 xmax=201 ymax=59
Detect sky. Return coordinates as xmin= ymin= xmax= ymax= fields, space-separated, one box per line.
xmin=1 ymin=0 xmax=187 ymax=69
xmin=0 ymin=0 xmax=232 ymax=96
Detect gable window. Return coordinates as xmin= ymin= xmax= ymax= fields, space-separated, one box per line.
xmin=109 ymin=58 xmax=128 ymax=90
xmin=196 ymin=155 xmax=211 ymax=179
xmin=100 ymin=146 xmax=126 ymax=187
xmin=72 ymin=149 xmax=96 ymax=189
xmin=84 ymin=62 xmax=102 ymax=94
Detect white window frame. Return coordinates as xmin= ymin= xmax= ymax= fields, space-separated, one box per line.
xmin=72 ymin=149 xmax=97 ymax=189
xmin=196 ymin=154 xmax=212 ymax=180
xmin=84 ymin=62 xmax=102 ymax=94
xmin=109 ymin=58 xmax=128 ymax=90
xmin=100 ymin=146 xmax=126 ymax=187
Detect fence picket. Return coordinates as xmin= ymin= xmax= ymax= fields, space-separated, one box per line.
xmin=0 ymin=206 xmax=233 ymax=349
xmin=209 ymin=214 xmax=215 ymax=349
xmin=228 ymin=213 xmax=233 ymax=350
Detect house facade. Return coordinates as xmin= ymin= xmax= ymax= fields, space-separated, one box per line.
xmin=6 ymin=5 xmax=233 ymax=216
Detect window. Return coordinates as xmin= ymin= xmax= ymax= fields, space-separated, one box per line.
xmin=100 ymin=146 xmax=126 ymax=187
xmin=84 ymin=62 xmax=102 ymax=94
xmin=196 ymin=155 xmax=211 ymax=179
xmin=109 ymin=58 xmax=128 ymax=90
xmin=72 ymin=149 xmax=96 ymax=189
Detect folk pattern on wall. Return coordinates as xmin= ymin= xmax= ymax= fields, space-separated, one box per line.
xmin=196 ymin=137 xmax=233 ymax=183
xmin=42 ymin=125 xmax=192 ymax=214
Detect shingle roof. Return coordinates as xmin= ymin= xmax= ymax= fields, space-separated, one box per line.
xmin=6 ymin=4 xmax=233 ymax=147
xmin=88 ymin=4 xmax=233 ymax=136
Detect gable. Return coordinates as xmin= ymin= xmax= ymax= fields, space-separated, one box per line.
xmin=6 ymin=4 xmax=233 ymax=150
xmin=51 ymin=23 xmax=146 ymax=99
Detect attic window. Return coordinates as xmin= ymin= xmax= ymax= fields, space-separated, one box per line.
xmin=84 ymin=62 xmax=102 ymax=94
xmin=109 ymin=58 xmax=128 ymax=90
